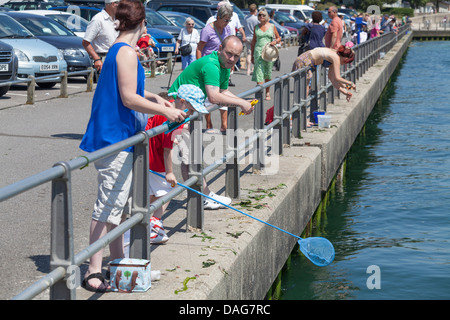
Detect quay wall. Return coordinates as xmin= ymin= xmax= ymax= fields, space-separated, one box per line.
xmin=205 ymin=31 xmax=414 ymax=300
xmin=77 ymin=32 xmax=413 ymax=301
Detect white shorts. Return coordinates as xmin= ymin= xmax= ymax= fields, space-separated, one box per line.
xmin=92 ymin=151 xmax=133 ymax=226
xmin=148 ymin=171 xmax=174 ymax=197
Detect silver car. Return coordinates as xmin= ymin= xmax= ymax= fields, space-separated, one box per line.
xmin=0 ymin=13 xmax=67 ymax=88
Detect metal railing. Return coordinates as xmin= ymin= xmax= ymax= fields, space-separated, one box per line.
xmin=1 ymin=25 xmax=410 ymax=300
xmin=0 ymin=54 xmax=178 ymax=104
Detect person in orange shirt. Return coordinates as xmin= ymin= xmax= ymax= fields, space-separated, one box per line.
xmin=324 ymin=6 xmax=342 ymax=50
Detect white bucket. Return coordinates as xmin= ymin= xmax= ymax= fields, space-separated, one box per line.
xmin=318 ymin=115 xmax=331 ymax=128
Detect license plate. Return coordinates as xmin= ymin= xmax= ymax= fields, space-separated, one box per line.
xmin=40 ymin=64 xmax=59 ymax=71
xmin=0 ymin=64 xmax=8 ymax=72
xmin=161 ymin=46 xmax=173 ymax=52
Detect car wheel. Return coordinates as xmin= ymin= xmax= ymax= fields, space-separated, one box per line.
xmin=37 ymin=82 xmax=57 ymax=89
xmin=0 ymin=85 xmax=10 ymax=97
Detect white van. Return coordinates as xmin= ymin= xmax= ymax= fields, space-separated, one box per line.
xmin=265 ymin=4 xmax=315 ymax=22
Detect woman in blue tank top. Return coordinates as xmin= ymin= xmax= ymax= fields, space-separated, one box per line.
xmin=80 ymin=0 xmax=187 ymax=293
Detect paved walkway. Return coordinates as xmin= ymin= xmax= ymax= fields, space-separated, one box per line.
xmin=0 ymin=44 xmax=301 ymax=300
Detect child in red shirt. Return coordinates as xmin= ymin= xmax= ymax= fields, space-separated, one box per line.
xmin=147 ymin=84 xmax=208 ymax=244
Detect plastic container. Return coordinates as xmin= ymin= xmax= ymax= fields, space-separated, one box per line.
xmin=313 ymin=111 xmax=325 ymax=124
xmin=318 ymin=115 xmax=331 ymax=128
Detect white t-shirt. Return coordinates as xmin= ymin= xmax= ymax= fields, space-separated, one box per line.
xmin=177 ymin=28 xmax=200 ymax=56
xmin=83 ymin=10 xmax=119 ymax=54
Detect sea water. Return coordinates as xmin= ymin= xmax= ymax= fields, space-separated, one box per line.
xmin=280 ymin=41 xmax=450 ymax=300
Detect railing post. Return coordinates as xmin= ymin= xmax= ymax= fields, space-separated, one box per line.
xmin=226 ymin=105 xmax=240 ymax=199
xmin=253 ymin=89 xmax=265 ymax=171
xmin=86 ymin=67 xmax=94 ymax=92
xmin=282 ymin=77 xmax=291 ymax=145
xmin=319 ymin=65 xmax=327 ymax=112
xmin=59 ymin=71 xmax=68 ymax=98
xmin=300 ymin=69 xmax=307 ymax=131
xmin=50 ymin=161 xmax=75 ymax=300
xmin=167 ymin=53 xmax=173 ymax=74
xmin=26 ymin=75 xmax=35 ymax=105
xmin=129 ymin=132 xmax=151 ymax=260
xmin=273 ymin=80 xmax=283 ymax=156
xmin=187 ymin=118 xmax=204 ymax=231
xmin=150 ymin=60 xmax=156 ymax=78
xmin=292 ymin=72 xmax=301 ymax=138
xmin=309 ymin=67 xmax=318 ymax=124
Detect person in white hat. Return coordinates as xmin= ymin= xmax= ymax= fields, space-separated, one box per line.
xmin=146 ymin=84 xmax=207 ymax=244
xmin=82 ymin=0 xmax=120 ymax=74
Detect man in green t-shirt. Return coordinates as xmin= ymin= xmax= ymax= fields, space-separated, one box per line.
xmin=168 ymin=35 xmax=252 ymax=210
xmin=169 ymin=35 xmax=252 ymax=115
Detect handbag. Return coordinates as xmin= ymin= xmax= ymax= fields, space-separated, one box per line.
xmin=180 ymin=31 xmax=193 ymax=56
xmin=180 ymin=43 xmax=192 ymax=56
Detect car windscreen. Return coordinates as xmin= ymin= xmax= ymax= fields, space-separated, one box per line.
xmin=146 ymin=10 xmax=174 ymax=26
xmin=0 ymin=15 xmax=34 ymax=38
xmin=10 ymin=16 xmax=75 ymax=36
xmin=47 ymin=14 xmax=88 ymax=33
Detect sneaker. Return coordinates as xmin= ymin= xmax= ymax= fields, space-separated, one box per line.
xmin=228 ymin=79 xmax=235 ymax=87
xmin=209 ymin=192 xmax=232 ymax=208
xmin=150 ymin=217 xmax=169 ymax=244
xmin=203 ymin=199 xmax=221 ymax=210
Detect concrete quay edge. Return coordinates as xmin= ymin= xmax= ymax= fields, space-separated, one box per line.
xmin=76 ymin=32 xmax=413 ymax=301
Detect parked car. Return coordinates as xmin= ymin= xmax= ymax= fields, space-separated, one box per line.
xmin=150 ymin=1 xmax=217 ymax=24
xmin=49 ymin=5 xmax=103 ymax=22
xmin=49 ymin=5 xmax=176 ymax=59
xmin=146 ymin=27 xmax=176 ymax=58
xmin=0 ymin=13 xmax=67 ymax=88
xmin=22 ymin=9 xmax=90 ymax=37
xmin=1 ymin=1 xmax=64 ymax=11
xmin=145 ymin=8 xmax=180 ymax=40
xmin=338 ymin=8 xmax=358 ymax=17
xmin=150 ymin=0 xmax=245 ymax=25
xmin=0 ymin=39 xmax=18 ymax=97
xmin=273 ymin=11 xmax=305 ymax=34
xmin=270 ymin=19 xmax=290 ymax=45
xmin=284 ymin=25 xmax=299 ymax=43
xmin=5 ymin=12 xmax=91 ymax=75
xmin=158 ymin=10 xmax=205 ymax=30
xmin=265 ymin=4 xmax=314 ymax=22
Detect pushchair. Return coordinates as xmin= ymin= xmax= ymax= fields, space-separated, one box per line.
xmin=273 ymin=56 xmax=280 ymax=71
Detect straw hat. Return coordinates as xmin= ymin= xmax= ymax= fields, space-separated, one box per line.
xmin=261 ymin=43 xmax=279 ymax=62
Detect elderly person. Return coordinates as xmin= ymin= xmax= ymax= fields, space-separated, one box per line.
xmin=325 ymin=6 xmax=343 ymax=50
xmin=250 ymin=8 xmax=281 ymax=101
xmin=82 ymin=0 xmax=120 ymax=73
xmin=197 ymin=3 xmax=233 ymax=133
xmin=175 ymin=17 xmax=200 ymax=70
